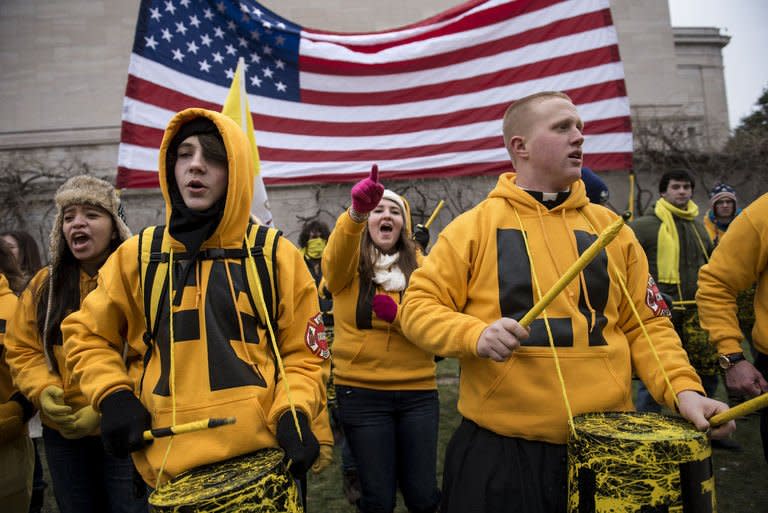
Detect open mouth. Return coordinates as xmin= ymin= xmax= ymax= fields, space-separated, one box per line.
xmin=70 ymin=233 xmax=91 ymax=250
xmin=379 ymin=222 xmax=393 ymax=233
xmin=187 ymin=179 xmax=206 ymax=192
xmin=569 ymin=150 xmax=583 ymax=160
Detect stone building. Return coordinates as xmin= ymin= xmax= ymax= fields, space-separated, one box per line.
xmin=0 ymin=0 xmax=731 ymax=248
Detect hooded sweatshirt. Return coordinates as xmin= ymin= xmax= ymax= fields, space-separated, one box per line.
xmin=400 ymin=173 xmax=703 ymax=444
xmin=322 ymin=195 xmax=435 ymax=391
xmin=62 ymin=108 xmax=327 ymax=485
xmin=697 ymin=192 xmax=768 ymax=356
xmin=0 ymin=275 xmax=21 ymax=405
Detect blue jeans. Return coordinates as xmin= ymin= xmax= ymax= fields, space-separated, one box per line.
xmin=42 ymin=426 xmax=148 ymax=513
xmin=336 ymin=386 xmax=441 ymax=513
xmin=635 ymin=374 xmax=719 ymax=413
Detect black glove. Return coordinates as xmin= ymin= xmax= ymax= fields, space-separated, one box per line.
xmin=276 ymin=411 xmax=319 ymax=477
xmin=99 ymin=390 xmax=152 ymax=458
xmin=413 ymin=224 xmax=430 ymax=249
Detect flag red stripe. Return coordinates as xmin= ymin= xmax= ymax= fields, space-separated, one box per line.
xmin=120 ymin=115 xmax=629 ymax=164
xmin=301 ymin=8 xmax=611 ymax=73
xmin=300 ymin=45 xmax=621 ymax=106
xmin=126 ymin=74 xmax=626 ymax=137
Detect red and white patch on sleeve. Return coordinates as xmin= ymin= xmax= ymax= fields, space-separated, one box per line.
xmin=305 ymin=312 xmax=330 ymax=359
xmin=645 ymin=275 xmax=671 ymax=317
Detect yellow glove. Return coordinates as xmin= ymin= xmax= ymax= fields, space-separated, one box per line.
xmin=0 ymin=401 xmax=25 ymax=445
xmin=39 ymin=385 xmax=75 ymax=429
xmin=60 ymin=406 xmax=100 ymax=440
xmin=311 ymin=444 xmax=334 ymax=474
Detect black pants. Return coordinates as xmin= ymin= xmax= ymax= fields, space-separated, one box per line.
xmin=441 ymin=418 xmax=567 ymax=513
xmin=756 ymin=351 xmax=768 ymax=464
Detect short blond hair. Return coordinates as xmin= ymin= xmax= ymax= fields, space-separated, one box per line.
xmin=502 ymin=91 xmax=572 ymax=155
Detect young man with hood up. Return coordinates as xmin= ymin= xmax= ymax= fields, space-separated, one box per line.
xmin=61 ymin=109 xmax=328 ymax=497
xmin=399 ymin=91 xmax=734 ymax=513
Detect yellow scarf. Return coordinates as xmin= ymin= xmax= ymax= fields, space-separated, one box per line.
xmin=654 ymin=198 xmax=698 ymax=284
xmin=301 ymin=238 xmax=326 ymax=260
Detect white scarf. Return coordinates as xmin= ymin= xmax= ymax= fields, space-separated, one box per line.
xmin=372 ymin=251 xmax=406 ymax=292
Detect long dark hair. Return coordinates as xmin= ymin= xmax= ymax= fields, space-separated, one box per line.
xmin=0 ymin=239 xmax=27 ymax=294
xmin=358 ymin=224 xmax=418 ymax=288
xmin=0 ymin=231 xmax=43 ymax=277
xmin=35 ymin=221 xmax=121 ymax=352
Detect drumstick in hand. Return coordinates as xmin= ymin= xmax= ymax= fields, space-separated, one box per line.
xmin=143 ymin=417 xmax=237 ymax=440
xmin=709 ymin=392 xmax=768 ymax=427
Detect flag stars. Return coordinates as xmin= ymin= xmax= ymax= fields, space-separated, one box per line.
xmin=250 ymin=52 xmax=261 ymax=63
xmin=277 ymin=22 xmax=286 ymax=30
xmin=213 ymin=26 xmax=225 ymax=38
xmin=216 ymin=2 xmax=226 ymax=13
xmin=199 ymin=59 xmax=211 ymax=72
xmin=212 ymin=52 xmax=224 ymax=64
xmin=164 ymin=0 xmax=176 ymax=15
xmin=149 ymin=7 xmax=161 ymax=21
xmin=251 ymin=75 xmax=262 ymax=87
xmin=225 ymin=44 xmax=237 ymax=56
xmin=203 ymin=8 xmax=214 ymax=20
xmin=175 ymin=22 xmax=187 ymax=35
xmin=262 ymin=67 xmax=274 ymax=79
xmin=238 ymin=37 xmax=248 ymax=48
xmin=275 ymin=35 xmax=285 ymax=46
xmin=275 ymin=59 xmax=285 ymax=70
xmin=225 ymin=68 xmax=235 ymax=79
xmin=262 ymin=20 xmax=272 ymax=30
xmin=262 ymin=45 xmax=272 ymax=55
xmin=186 ymin=41 xmax=199 ymax=54
xmin=180 ymin=0 xmax=190 ymax=6
xmin=250 ymin=30 xmax=260 ymax=41
xmin=189 ymin=15 xmax=200 ymax=28
xmin=172 ymin=48 xmax=185 ymax=62
xmin=161 ymin=28 xmax=173 ymax=42
xmin=200 ymin=34 xmax=212 ymax=47
xmin=240 ymin=3 xmax=250 ymax=13
xmin=227 ymin=20 xmax=237 ymax=31
xmin=144 ymin=35 xmax=159 ymax=50
xmin=275 ymin=81 xmax=287 ymax=92
xmin=252 ymin=7 xmax=263 ymax=17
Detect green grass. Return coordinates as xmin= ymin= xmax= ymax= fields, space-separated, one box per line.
xmin=39 ymin=358 xmax=767 ymax=512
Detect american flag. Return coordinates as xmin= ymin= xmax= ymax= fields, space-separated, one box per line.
xmin=117 ymin=0 xmax=633 ymax=188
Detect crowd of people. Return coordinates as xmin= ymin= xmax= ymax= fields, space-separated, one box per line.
xmin=0 ymin=92 xmax=764 ymax=513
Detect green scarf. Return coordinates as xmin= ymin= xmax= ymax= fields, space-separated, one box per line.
xmin=654 ymin=198 xmax=698 ymax=284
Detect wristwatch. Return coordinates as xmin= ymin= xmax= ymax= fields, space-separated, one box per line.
xmin=718 ymin=352 xmax=746 ymax=370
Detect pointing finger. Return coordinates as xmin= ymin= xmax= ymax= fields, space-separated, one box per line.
xmin=370 ymin=163 xmax=379 ymax=183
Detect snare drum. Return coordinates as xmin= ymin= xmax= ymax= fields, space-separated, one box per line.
xmin=568 ymin=412 xmax=714 ymax=513
xmin=149 ymin=448 xmax=302 ymax=512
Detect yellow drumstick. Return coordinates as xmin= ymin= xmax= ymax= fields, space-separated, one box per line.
xmin=518 ymin=212 xmax=629 ymax=328
xmin=423 ymin=200 xmax=445 ymax=230
xmin=143 ymin=416 xmax=237 ymax=441
xmin=709 ymin=392 xmax=768 ymax=427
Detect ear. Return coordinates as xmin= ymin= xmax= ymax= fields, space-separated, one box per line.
xmin=509 ymin=135 xmax=528 ymax=161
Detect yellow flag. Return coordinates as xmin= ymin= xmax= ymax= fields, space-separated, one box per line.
xmin=221 ymin=57 xmax=273 ymax=226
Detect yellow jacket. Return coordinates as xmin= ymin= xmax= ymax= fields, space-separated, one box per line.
xmin=322 ymin=209 xmax=436 ymax=391
xmin=62 ymin=109 xmax=328 ymax=484
xmin=697 ymin=192 xmax=768 ymax=355
xmin=401 ymin=173 xmax=702 ymax=444
xmin=0 ymin=275 xmax=20 ymax=405
xmin=5 ymin=268 xmax=97 ymax=428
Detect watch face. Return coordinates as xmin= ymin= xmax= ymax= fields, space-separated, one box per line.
xmin=719 ymin=354 xmax=733 ymax=369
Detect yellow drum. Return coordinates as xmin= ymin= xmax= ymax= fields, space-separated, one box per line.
xmin=568 ymin=412 xmax=714 ymax=513
xmin=149 ymin=448 xmax=302 ymax=512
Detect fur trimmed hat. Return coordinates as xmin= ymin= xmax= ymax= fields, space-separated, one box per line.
xmin=708 ymin=183 xmax=737 ymax=208
xmin=49 ymin=175 xmax=132 ymax=268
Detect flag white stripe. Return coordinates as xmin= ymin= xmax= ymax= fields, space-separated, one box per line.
xmin=127 ymin=54 xmax=627 ymax=123
xmin=118 ymin=131 xmax=631 ymax=178
xmin=300 ymin=27 xmax=618 ymax=92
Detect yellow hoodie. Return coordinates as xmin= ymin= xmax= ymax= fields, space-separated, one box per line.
xmin=322 ymin=203 xmax=435 ymax=391
xmin=62 ymin=109 xmax=327 ymax=484
xmin=400 ymin=173 xmax=703 ymax=444
xmin=697 ymin=192 xmax=768 ymax=356
xmin=0 ymin=275 xmax=21 ymax=405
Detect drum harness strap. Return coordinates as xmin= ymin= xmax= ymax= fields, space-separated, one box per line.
xmin=511 ymin=207 xmax=681 ymax=441
xmin=138 ymin=222 xmax=306 ymax=484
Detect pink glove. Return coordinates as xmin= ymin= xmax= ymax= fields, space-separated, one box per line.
xmin=350 ymin=164 xmax=384 ymax=215
xmin=372 ymin=294 xmax=398 ymax=323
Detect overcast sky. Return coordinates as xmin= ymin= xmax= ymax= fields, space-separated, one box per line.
xmin=668 ymin=0 xmax=768 ymax=129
